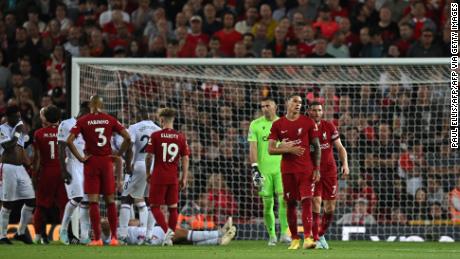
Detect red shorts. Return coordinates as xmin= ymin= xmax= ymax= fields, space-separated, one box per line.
xmin=149 ymin=183 xmax=179 ymax=206
xmin=36 ymin=165 xmax=67 ymax=208
xmin=282 ymin=172 xmax=314 ymax=201
xmin=84 ymin=156 xmax=115 ymax=195
xmin=314 ymin=174 xmax=338 ymax=200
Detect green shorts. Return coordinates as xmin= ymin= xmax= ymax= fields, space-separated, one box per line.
xmin=258 ymin=170 xmax=284 ymax=197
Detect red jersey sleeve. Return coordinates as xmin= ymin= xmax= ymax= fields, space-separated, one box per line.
xmin=145 ymin=132 xmax=155 ymax=154
xmin=180 ymin=135 xmax=190 ymax=156
xmin=330 ymin=123 xmax=339 ymax=141
xmin=268 ymin=121 xmax=280 ymax=141
xmin=70 ymin=119 xmax=82 ymax=136
xmin=111 ymin=116 xmax=125 ymax=134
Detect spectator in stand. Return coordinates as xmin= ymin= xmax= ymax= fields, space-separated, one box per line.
xmin=429 ymin=202 xmax=447 ymax=221
xmin=213 ymin=12 xmax=242 ymax=57
xmin=339 ymin=17 xmax=359 ymax=48
xmin=375 ymin=6 xmax=399 ymax=45
xmin=23 ymin=7 xmax=46 ymax=33
xmin=326 ymin=31 xmax=350 ymax=57
xmin=25 ymin=22 xmax=42 ymax=51
xmin=407 ymin=28 xmax=443 ymax=57
xmin=395 ymin=23 xmax=414 ymax=57
xmin=252 ymin=4 xmax=277 ymax=41
xmin=146 ymin=36 xmax=166 ymax=57
xmin=88 ymin=27 xmax=113 ymax=57
xmin=250 ymin=23 xmax=268 ymax=57
xmin=202 ymin=3 xmax=222 ymax=36
xmin=166 ymin=39 xmax=179 ymax=58
xmin=327 ymin=0 xmax=348 ymax=21
xmin=131 ymin=0 xmax=154 ymax=35
xmin=266 ymin=25 xmax=287 ymax=57
xmin=272 ymin=0 xmax=288 ymax=22
xmin=55 ymin=3 xmax=73 ymax=34
xmin=401 ymin=1 xmax=436 ymax=40
xmin=288 ymin=0 xmax=321 ymax=24
xmin=233 ymin=41 xmax=248 ymax=58
xmin=285 ymin=40 xmax=299 ymax=58
xmin=47 ymin=72 xmax=65 ymax=95
xmin=386 ymin=0 xmax=410 ymax=23
xmin=235 ymin=7 xmax=258 ymax=35
xmin=309 ymin=37 xmax=334 ymax=58
xmin=0 ymin=51 xmax=11 ymax=92
xmin=99 ymin=0 xmax=130 ymax=27
xmin=45 ymin=45 xmax=66 ymax=77
xmin=179 ymin=16 xmax=209 ymax=57
xmin=17 ymin=86 xmax=38 ymax=127
xmin=208 ymin=36 xmax=224 ymax=57
xmin=296 ymin=24 xmax=316 ymax=57
xmin=43 ymin=19 xmax=66 ymax=46
xmin=351 ymin=26 xmax=370 ymax=57
xmin=6 ymin=27 xmax=37 ymax=66
xmin=336 ymin=198 xmax=377 ymax=225
xmin=212 ymin=0 xmax=232 ymax=21
xmin=427 ymin=177 xmax=447 ymax=209
xmin=313 ymin=5 xmax=339 ymax=40
xmin=350 ymin=3 xmax=372 ymax=34
xmin=19 ymin=57 xmax=43 ymax=104
xmin=407 ymin=187 xmax=429 ymax=221
xmin=448 ymin=177 xmax=460 ymax=223
xmin=205 ymin=173 xmax=238 ymax=225
xmin=389 ymin=207 xmax=408 ymax=225
xmin=195 ymin=42 xmax=209 ymax=58
xmin=102 ymin=10 xmax=134 ymax=48
xmin=63 ymin=26 xmax=81 ymax=56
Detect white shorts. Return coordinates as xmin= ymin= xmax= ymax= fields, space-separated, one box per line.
xmin=122 ymin=161 xmax=148 ymax=199
xmin=64 ymin=159 xmax=85 ymax=200
xmin=0 ymin=163 xmax=35 ymax=201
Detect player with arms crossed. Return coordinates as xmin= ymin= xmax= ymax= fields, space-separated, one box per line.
xmin=0 ymin=106 xmax=35 ymax=244
xmin=67 ymin=96 xmax=132 ymax=246
xmin=248 ymin=98 xmax=290 ymax=246
xmin=32 ymin=105 xmax=68 ymax=244
xmin=119 ymin=108 xmax=161 ymax=244
xmin=268 ymin=95 xmax=321 ymax=250
xmin=58 ymin=102 xmax=91 ymax=245
xmin=308 ymin=102 xmax=349 ymax=249
xmin=145 ymin=108 xmax=190 ymax=246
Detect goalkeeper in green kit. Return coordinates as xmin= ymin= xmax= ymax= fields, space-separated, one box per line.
xmin=248 ymin=98 xmax=291 ymax=246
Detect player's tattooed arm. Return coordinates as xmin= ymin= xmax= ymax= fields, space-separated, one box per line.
xmin=268 ymin=139 xmax=304 ymax=156
xmin=145 ymin=153 xmax=153 ymax=182
xmin=311 ymin=137 xmax=321 ymax=183
xmin=117 ymin=129 xmax=133 ymax=172
xmin=58 ymin=141 xmax=72 ymax=183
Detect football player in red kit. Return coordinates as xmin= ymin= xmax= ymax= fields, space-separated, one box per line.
xmin=308 ymin=101 xmax=349 ymax=249
xmin=268 ymin=95 xmax=321 ymax=250
xmin=145 ymin=108 xmax=190 ymax=246
xmin=67 ymin=96 xmax=132 ymax=246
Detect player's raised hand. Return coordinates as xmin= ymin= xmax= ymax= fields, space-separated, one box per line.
xmin=289 ymin=146 xmax=305 ymax=156
xmin=313 ymin=169 xmax=321 ymax=183
xmin=341 ymin=165 xmax=350 ymax=179
xmin=251 ymin=165 xmax=264 ymax=188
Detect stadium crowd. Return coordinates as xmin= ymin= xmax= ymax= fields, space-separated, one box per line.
xmin=0 ymin=0 xmax=458 ymax=239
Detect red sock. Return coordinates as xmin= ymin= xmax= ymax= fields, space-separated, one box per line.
xmin=301 ymin=198 xmax=312 ymax=239
xmin=33 ymin=207 xmax=44 ymax=235
xmin=168 ymin=207 xmax=178 ymax=231
xmin=287 ymin=201 xmax=299 ymax=240
xmin=151 ymin=206 xmax=167 ymax=233
xmin=89 ymin=202 xmax=101 ymax=240
xmin=312 ymin=212 xmax=320 ymax=241
xmin=107 ymin=202 xmax=118 ymax=239
xmin=319 ymin=212 xmax=334 ymax=236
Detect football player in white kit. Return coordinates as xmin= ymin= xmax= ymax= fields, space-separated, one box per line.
xmin=102 ymin=217 xmax=236 ymax=246
xmin=119 ymin=109 xmax=161 ymax=244
xmin=0 ymin=106 xmax=35 ymax=245
xmin=57 ymin=102 xmax=91 ymax=245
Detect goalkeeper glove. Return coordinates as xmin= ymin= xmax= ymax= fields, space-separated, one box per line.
xmin=251 ymin=163 xmax=264 ymax=188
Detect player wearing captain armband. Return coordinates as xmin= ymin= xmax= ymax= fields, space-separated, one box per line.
xmin=248 ymin=98 xmax=290 ymax=246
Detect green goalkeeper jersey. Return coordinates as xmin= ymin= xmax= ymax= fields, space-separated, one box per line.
xmin=247 ymin=116 xmax=281 ymax=174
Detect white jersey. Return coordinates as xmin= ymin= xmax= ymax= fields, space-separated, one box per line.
xmin=128 ymin=120 xmax=161 ymax=162
xmin=111 ymin=134 xmax=124 ymax=154
xmin=0 ymin=121 xmax=26 ymax=155
xmin=57 ymin=118 xmax=85 ymax=161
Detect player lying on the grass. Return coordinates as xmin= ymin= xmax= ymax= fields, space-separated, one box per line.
xmin=100 ymin=217 xmax=236 ymax=246
xmin=308 ymin=102 xmax=349 ymax=249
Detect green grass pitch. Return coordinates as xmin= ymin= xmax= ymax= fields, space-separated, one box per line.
xmin=0 ymin=241 xmax=458 ymax=259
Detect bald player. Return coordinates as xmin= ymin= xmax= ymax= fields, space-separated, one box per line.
xmin=67 ymin=96 xmax=132 ymax=246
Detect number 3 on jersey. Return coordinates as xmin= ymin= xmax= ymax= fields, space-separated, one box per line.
xmin=161 ymin=143 xmax=178 ymax=162
xmin=95 ymin=127 xmax=107 ymax=147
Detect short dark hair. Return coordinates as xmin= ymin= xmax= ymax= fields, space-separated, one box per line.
xmin=44 ymin=105 xmax=61 ymax=123
xmin=261 ymin=97 xmax=276 ymax=103
xmin=158 ymin=108 xmax=177 ymax=119
xmin=309 ymin=101 xmax=322 ymax=108
xmin=5 ymin=105 xmax=20 ymax=117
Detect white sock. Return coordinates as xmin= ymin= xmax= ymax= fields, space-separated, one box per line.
xmin=79 ymin=203 xmax=90 ymax=240
xmin=61 ymin=200 xmax=79 ymax=232
xmin=119 ymin=204 xmax=131 ymax=238
xmin=0 ymin=207 xmax=11 ymax=238
xmin=187 ymin=230 xmax=219 ymax=242
xmin=194 ymin=238 xmax=219 ymax=245
xmin=34 ymin=234 xmax=42 ymax=241
xmin=146 ymin=210 xmax=156 ymax=239
xmin=136 ymin=202 xmax=148 ymax=227
xmin=18 ymin=205 xmax=34 ymax=235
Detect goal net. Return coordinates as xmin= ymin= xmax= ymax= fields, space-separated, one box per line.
xmin=71 ymin=58 xmax=457 ymax=241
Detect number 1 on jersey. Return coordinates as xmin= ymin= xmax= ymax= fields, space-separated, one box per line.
xmin=161 ymin=143 xmax=179 ymax=162
xmin=48 ymin=141 xmax=55 ymax=159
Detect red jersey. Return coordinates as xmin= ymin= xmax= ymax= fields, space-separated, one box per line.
xmin=317 ymin=120 xmax=339 ymax=175
xmin=70 ymin=112 xmax=125 ymax=156
xmin=268 ymin=115 xmax=319 ymax=174
xmin=145 ymin=128 xmax=190 ymax=184
xmin=213 ymin=29 xmax=242 ymax=56
xmin=33 ymin=125 xmax=60 ymax=168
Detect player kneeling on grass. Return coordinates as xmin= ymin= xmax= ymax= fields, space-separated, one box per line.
xmin=100 ymin=217 xmax=236 ymax=246
xmin=308 ymin=102 xmax=349 ymax=249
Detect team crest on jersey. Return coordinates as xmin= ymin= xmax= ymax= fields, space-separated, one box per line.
xmin=323 ymin=132 xmax=327 ymax=140
xmin=297 ymin=128 xmax=303 ymax=135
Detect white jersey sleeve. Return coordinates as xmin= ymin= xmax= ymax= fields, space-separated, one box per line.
xmin=58 ymin=118 xmax=85 ymax=160
xmin=57 ymin=119 xmax=72 ymax=142
xmin=130 ymin=120 xmax=161 ymax=162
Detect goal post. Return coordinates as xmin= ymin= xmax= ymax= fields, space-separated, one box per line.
xmin=70 ymin=58 xmax=457 ymax=241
